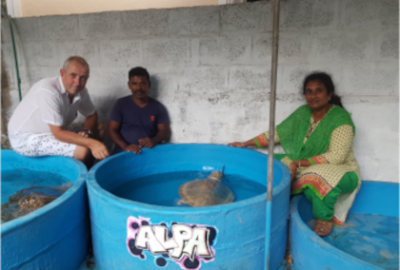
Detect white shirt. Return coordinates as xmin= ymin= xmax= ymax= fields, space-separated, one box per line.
xmin=8 ymin=76 xmax=96 ymax=144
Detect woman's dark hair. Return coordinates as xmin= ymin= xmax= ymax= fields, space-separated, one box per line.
xmin=302 ymin=72 xmax=343 ymax=108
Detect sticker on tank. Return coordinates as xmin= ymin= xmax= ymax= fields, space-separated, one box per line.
xmin=126 ymin=216 xmax=218 ymax=270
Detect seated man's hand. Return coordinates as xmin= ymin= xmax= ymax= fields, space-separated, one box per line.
xmin=89 ymin=140 xmax=109 ymax=160
xmin=124 ymin=144 xmax=142 ymax=154
xmin=138 ymin=137 xmax=155 ymax=148
xmin=78 ymin=130 xmax=89 ymax=138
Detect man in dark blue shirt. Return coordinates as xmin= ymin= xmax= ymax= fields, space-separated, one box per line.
xmin=108 ymin=67 xmax=170 ymax=154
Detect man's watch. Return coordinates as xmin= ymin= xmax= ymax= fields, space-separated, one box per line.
xmin=85 ymin=129 xmax=93 ymax=136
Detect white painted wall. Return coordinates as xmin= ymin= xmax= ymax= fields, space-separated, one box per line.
xmin=1 ymin=0 xmax=398 ymax=182
xmin=19 ymin=0 xmax=218 ymax=17
xmin=5 ymin=0 xmax=22 ymax=17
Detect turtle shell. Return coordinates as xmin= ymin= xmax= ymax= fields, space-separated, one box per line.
xmin=178 ymin=170 xmax=234 ymax=207
xmin=1 ymin=182 xmax=72 ymax=223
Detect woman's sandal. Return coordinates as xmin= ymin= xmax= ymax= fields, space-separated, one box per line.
xmin=312 ymin=219 xmax=333 ymax=237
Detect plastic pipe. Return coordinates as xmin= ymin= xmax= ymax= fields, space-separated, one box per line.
xmin=265 ymin=0 xmax=280 ymax=269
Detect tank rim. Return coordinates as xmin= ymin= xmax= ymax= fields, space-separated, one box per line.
xmin=87 ymin=143 xmax=291 ymax=214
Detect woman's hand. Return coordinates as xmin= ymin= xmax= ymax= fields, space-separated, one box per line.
xmin=228 ymin=139 xmax=258 ymax=148
xmin=228 ymin=142 xmax=245 ymax=147
xmin=289 ymin=159 xmax=312 ymax=182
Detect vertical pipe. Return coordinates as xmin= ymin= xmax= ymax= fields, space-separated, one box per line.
xmin=8 ymin=15 xmax=22 ymax=101
xmin=265 ymin=0 xmax=280 ymax=269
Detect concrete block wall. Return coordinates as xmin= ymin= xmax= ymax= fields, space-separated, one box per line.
xmin=1 ymin=0 xmax=398 ymax=182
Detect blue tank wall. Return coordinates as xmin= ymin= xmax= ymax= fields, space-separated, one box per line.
xmin=87 ymin=144 xmax=291 ymax=270
xmin=1 ymin=150 xmax=89 ymax=270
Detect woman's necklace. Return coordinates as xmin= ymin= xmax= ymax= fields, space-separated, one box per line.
xmin=306 ymin=105 xmax=334 ymax=139
xmin=312 ymin=104 xmax=333 ymax=122
xmin=305 ymin=120 xmax=319 ymax=139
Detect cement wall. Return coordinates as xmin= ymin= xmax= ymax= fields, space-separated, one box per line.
xmin=1 ymin=0 xmax=398 ymax=182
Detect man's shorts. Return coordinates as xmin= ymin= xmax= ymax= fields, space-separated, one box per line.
xmin=9 ymin=133 xmax=76 ymax=157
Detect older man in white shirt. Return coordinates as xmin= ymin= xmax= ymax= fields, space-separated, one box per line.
xmin=8 ymin=56 xmax=109 ymax=166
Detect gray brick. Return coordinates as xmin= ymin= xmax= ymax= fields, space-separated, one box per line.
xmin=278 ymin=34 xmax=304 ymax=62
xmin=85 ymin=67 xmax=128 ymax=96
xmin=377 ymin=0 xmax=399 ymax=27
xmin=121 ymin=9 xmax=168 ymax=38
xmin=57 ymin=40 xmax=100 ymax=68
xmin=342 ymin=63 xmax=398 ymax=96
xmin=147 ymin=69 xmax=179 ymax=100
xmin=311 ymin=30 xmax=372 ymax=62
xmin=379 ymin=30 xmax=399 ymax=60
xmin=281 ymin=0 xmax=338 ymax=30
xmin=2 ymin=42 xmax=19 ymax=70
xmin=38 ymin=15 xmax=79 ymax=41
xmin=99 ymin=40 xmax=142 ymax=68
xmin=220 ymin=2 xmax=271 ymax=33
xmin=233 ymin=92 xmax=271 ymax=128
xmin=340 ymin=0 xmax=378 ymax=28
xmin=168 ymin=6 xmax=219 ymax=37
xmin=228 ymin=67 xmax=270 ymax=92
xmin=280 ymin=65 xmax=310 ymax=95
xmin=18 ymin=67 xmax=49 ymax=92
xmin=280 ymin=65 xmax=344 ymax=96
xmin=79 ymin=12 xmax=122 ymax=39
xmin=340 ymin=0 xmax=399 ymax=28
xmin=199 ymin=36 xmax=251 ymax=65
xmin=252 ymin=33 xmax=309 ymax=65
xmin=252 ymin=35 xmax=271 ymax=65
xmin=1 ymin=18 xmax=11 ymax=43
xmin=21 ymin=41 xmax=59 ymax=67
xmin=144 ymin=39 xmax=191 ymax=67
xmin=179 ymin=67 xmax=226 ymax=93
xmin=3 ymin=40 xmax=28 ymax=70
xmin=8 ymin=17 xmax=39 ymax=41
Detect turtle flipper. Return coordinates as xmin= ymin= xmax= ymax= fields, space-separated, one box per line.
xmin=177 ymin=199 xmax=185 ymax=205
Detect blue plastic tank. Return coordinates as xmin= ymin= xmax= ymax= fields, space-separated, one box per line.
xmin=87 ymin=144 xmax=291 ymax=270
xmin=290 ymin=181 xmax=399 ymax=270
xmin=1 ymin=150 xmax=89 ymax=270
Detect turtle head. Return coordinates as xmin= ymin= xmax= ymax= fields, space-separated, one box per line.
xmin=208 ymin=166 xmax=224 ymax=181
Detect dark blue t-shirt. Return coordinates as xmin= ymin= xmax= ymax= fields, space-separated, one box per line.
xmin=109 ymin=96 xmax=169 ymax=154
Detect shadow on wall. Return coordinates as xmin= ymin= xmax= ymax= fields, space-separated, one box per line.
xmin=149 ymin=75 xmax=160 ymax=100
xmin=1 ymin=57 xmax=12 ymax=149
xmin=0 ymin=0 xmax=7 ymax=18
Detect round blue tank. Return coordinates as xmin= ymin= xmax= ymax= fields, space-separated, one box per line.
xmin=1 ymin=150 xmax=89 ymax=270
xmin=290 ymin=181 xmax=399 ymax=270
xmin=87 ymin=144 xmax=291 ymax=270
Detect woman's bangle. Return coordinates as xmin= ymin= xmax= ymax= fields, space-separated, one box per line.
xmin=297 ymin=161 xmax=301 ymax=168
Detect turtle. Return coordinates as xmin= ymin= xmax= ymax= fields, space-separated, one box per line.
xmin=1 ymin=182 xmax=72 ymax=223
xmin=177 ymin=167 xmax=235 ymax=207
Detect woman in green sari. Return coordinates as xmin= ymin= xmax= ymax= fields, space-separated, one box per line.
xmin=229 ymin=72 xmax=360 ymax=237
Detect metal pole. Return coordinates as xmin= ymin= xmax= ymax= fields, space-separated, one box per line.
xmin=265 ymin=0 xmax=280 ymax=269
